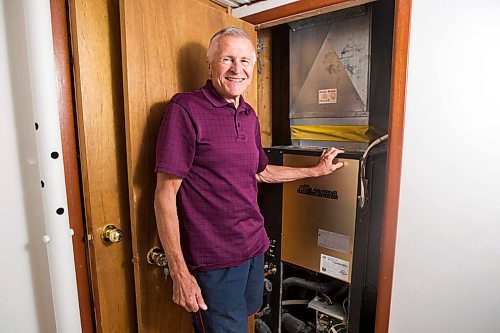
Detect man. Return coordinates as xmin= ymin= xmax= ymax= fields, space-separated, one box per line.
xmin=154 ymin=27 xmax=344 ymax=332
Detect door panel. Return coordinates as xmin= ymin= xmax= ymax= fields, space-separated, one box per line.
xmin=119 ymin=0 xmax=256 ymax=331
xmin=69 ymin=0 xmax=137 ymax=332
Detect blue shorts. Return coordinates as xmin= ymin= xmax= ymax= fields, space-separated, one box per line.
xmin=192 ymin=254 xmax=264 ymax=333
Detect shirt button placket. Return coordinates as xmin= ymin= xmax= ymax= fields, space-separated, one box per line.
xmin=231 ymin=107 xmax=239 ymax=137
xmin=235 ymin=112 xmax=245 ymax=139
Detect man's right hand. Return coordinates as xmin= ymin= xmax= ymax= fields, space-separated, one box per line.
xmin=171 ymin=272 xmax=208 ymax=312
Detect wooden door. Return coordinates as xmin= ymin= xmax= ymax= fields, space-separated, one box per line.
xmin=119 ymin=0 xmax=258 ymax=331
xmin=69 ymin=1 xmax=137 ymax=332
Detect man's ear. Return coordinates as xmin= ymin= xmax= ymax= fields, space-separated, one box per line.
xmin=207 ymin=60 xmax=212 ymax=78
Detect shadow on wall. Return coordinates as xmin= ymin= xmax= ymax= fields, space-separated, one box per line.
xmin=178 ymin=42 xmax=208 ymax=93
xmin=2 ymin=0 xmax=56 ymax=332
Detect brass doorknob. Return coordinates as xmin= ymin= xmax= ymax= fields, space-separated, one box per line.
xmin=101 ymin=225 xmax=123 ymax=244
xmin=147 ymin=247 xmax=168 ymax=267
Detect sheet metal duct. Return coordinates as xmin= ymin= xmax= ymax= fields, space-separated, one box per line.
xmin=288 ymin=7 xmax=372 ymax=150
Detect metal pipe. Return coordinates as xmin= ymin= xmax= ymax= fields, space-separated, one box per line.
xmin=282 ymin=277 xmax=340 ymax=294
xmin=281 ymin=313 xmax=314 ymax=333
xmin=23 ymin=0 xmax=82 ymax=332
xmin=255 ymin=318 xmax=272 ymax=333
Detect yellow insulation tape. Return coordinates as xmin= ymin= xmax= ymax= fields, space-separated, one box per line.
xmin=290 ymin=125 xmax=370 ymax=143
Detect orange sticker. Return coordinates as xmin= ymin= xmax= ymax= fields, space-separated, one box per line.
xmin=318 ymin=88 xmax=337 ymax=104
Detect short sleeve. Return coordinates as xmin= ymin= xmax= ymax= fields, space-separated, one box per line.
xmin=255 ymin=120 xmax=269 ymax=173
xmin=155 ymin=101 xmax=196 ymax=178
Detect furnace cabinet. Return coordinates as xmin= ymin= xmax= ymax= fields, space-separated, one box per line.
xmin=258 ymin=146 xmax=387 ymax=333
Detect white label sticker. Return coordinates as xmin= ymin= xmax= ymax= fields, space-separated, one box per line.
xmin=318 ymin=229 xmax=349 ymax=253
xmin=318 ymin=88 xmax=337 ymax=104
xmin=320 ymin=254 xmax=349 ymax=282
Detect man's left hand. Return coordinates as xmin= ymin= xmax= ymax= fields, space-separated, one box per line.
xmin=314 ymin=147 xmax=345 ymax=176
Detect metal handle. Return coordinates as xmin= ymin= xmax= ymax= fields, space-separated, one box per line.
xmin=147 ymin=247 xmax=168 ymax=267
xmin=100 ymin=225 xmax=123 ymax=244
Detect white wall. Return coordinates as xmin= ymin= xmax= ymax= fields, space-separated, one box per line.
xmin=0 ymin=1 xmax=56 ymax=332
xmin=390 ymin=1 xmax=500 ymax=332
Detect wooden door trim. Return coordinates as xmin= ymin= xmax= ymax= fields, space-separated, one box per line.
xmin=257 ymin=0 xmax=377 ymax=29
xmin=375 ymin=0 xmax=412 ymax=331
xmin=49 ymin=0 xmax=94 ymax=332
xmin=240 ymin=0 xmax=375 ymax=26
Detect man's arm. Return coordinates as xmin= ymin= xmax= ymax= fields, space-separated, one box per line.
xmin=154 ymin=173 xmax=207 ymax=312
xmin=256 ymin=147 xmax=344 ymax=183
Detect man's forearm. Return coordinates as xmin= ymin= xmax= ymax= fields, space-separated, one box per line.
xmin=257 ymin=164 xmax=319 ymax=183
xmin=154 ymin=178 xmax=191 ymax=278
xmin=256 ymin=147 xmax=344 ymax=184
xmin=154 ymin=177 xmax=208 ymax=312
xmin=155 ymin=203 xmax=190 ymax=277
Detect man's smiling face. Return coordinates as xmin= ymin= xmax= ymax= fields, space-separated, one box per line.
xmin=208 ymin=35 xmax=256 ymax=106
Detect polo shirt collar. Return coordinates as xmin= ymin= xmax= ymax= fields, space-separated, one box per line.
xmin=201 ymin=80 xmax=250 ymax=114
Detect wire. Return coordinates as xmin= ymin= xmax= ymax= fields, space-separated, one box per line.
xmin=329 ymin=322 xmax=347 ymax=333
xmin=319 ymin=292 xmax=333 ymax=305
xmin=359 ymin=134 xmax=389 ymax=208
xmin=327 ymin=301 xmax=349 ymax=333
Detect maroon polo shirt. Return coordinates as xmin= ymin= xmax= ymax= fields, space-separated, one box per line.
xmin=155 ymin=80 xmax=269 ymax=272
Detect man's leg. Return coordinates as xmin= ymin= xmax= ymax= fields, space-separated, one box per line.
xmin=192 ymin=256 xmax=262 ymax=333
xmin=244 ymin=254 xmax=264 ymax=316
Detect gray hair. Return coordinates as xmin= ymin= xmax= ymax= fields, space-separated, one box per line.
xmin=206 ymin=27 xmax=256 ymax=63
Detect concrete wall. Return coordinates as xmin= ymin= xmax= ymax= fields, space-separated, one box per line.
xmin=389 ymin=0 xmax=500 ymax=332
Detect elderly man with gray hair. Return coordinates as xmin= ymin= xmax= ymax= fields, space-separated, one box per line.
xmin=154 ymin=27 xmax=344 ymax=332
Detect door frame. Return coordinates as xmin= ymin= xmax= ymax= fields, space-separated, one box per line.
xmin=52 ymin=0 xmax=412 ymax=332
xmin=373 ymin=1 xmax=412 ymax=331
xmin=50 ymin=0 xmax=94 ymax=332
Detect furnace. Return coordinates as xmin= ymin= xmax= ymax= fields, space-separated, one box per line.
xmin=255 ymin=1 xmax=393 ymax=332
xmin=258 ymin=145 xmax=386 ymax=333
